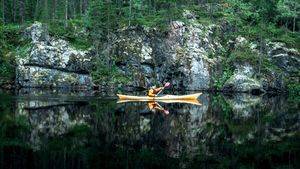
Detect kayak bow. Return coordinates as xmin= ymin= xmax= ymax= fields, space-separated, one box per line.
xmin=117 ymin=93 xmax=202 ymax=101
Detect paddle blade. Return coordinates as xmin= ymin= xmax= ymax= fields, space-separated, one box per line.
xmin=163 ymin=110 xmax=169 ymax=115
xmin=164 ymin=82 xmax=171 ymax=88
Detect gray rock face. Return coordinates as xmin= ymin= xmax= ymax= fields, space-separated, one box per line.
xmin=259 ymin=42 xmax=299 ymax=93
xmin=16 ymin=20 xmax=299 ymax=91
xmin=105 ymin=11 xmax=219 ymax=90
xmin=106 ymin=12 xmax=299 ymax=92
xmin=221 ymin=36 xmax=299 ymax=93
xmin=261 ymin=71 xmax=286 ymax=93
xmin=23 ymin=22 xmax=50 ymax=43
xmin=223 ymin=64 xmax=262 ymax=92
xmin=16 ymin=22 xmax=93 ymax=88
xmin=267 ymin=42 xmax=300 ymax=74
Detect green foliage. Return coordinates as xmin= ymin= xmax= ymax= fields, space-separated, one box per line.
xmin=48 ymin=19 xmax=91 ymax=50
xmin=276 ymin=0 xmax=300 ymax=23
xmin=224 ymin=0 xmax=260 ymax=23
xmin=87 ymin=0 xmax=186 ymax=41
xmin=221 ymin=0 xmax=299 ymax=49
xmin=0 ymin=93 xmax=30 ymax=147
xmin=1 ymin=24 xmax=29 ymax=55
xmin=68 ymin=124 xmax=91 ymax=137
xmin=213 ymin=67 xmax=234 ymax=90
xmin=134 ymin=7 xmax=183 ymax=31
xmin=0 ymin=24 xmax=22 ymax=84
xmin=228 ymin=44 xmax=259 ymax=64
xmin=91 ymin=56 xmax=131 ymax=85
xmin=287 ymin=81 xmax=300 ymax=96
xmin=87 ymin=1 xmax=120 ymax=42
xmin=237 ymin=23 xmax=300 ymax=49
xmin=228 ymin=42 xmax=282 ymax=75
xmin=211 ymin=94 xmax=233 ymax=119
xmin=15 ymin=43 xmax=32 ymax=58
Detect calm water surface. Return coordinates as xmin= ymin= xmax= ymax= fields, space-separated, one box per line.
xmin=0 ymin=89 xmax=299 ymax=169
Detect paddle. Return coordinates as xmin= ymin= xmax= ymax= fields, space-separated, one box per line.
xmin=156 ymin=82 xmax=171 ymax=96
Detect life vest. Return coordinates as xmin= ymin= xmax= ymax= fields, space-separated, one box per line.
xmin=148 ymin=89 xmax=156 ymax=97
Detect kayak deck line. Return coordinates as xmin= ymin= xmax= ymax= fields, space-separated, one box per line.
xmin=117 ymin=92 xmax=202 ymax=101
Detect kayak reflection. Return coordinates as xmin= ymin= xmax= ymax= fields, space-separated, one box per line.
xmin=117 ymin=99 xmax=202 ymax=115
xmin=148 ymin=101 xmax=169 ymax=115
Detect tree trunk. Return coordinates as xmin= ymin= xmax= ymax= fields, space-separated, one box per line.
xmin=259 ymin=36 xmax=262 ymax=76
xmin=13 ymin=0 xmax=16 ymax=22
xmin=79 ymin=0 xmax=83 ymax=16
xmin=73 ymin=1 xmax=76 ymax=19
xmin=293 ymin=16 xmax=296 ymax=32
xmin=83 ymin=0 xmax=88 ymax=14
xmin=19 ymin=0 xmax=25 ymax=23
xmin=44 ymin=0 xmax=48 ymax=21
xmin=106 ymin=1 xmax=110 ymax=37
xmin=52 ymin=0 xmax=56 ymax=20
xmin=2 ymin=0 xmax=4 ymax=24
xmin=34 ymin=0 xmax=39 ymax=21
xmin=129 ymin=0 xmax=132 ymax=26
xmin=65 ymin=0 xmax=68 ymax=28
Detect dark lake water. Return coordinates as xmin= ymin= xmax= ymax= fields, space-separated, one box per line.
xmin=0 ymin=89 xmax=299 ymax=169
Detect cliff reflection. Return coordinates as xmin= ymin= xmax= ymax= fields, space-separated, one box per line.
xmin=0 ymin=91 xmax=299 ymax=169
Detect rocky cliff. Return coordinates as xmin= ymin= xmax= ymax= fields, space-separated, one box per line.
xmin=15 ymin=11 xmax=299 ymax=92
xmin=103 ymin=10 xmax=220 ymax=90
xmin=102 ymin=11 xmax=299 ymax=92
xmin=16 ymin=22 xmax=94 ymax=89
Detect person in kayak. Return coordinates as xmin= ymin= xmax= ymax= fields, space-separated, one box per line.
xmin=147 ymin=86 xmax=164 ymax=97
xmin=147 ymin=82 xmax=171 ymax=97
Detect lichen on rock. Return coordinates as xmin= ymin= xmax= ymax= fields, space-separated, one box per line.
xmin=223 ymin=64 xmax=263 ymax=92
xmin=104 ymin=10 xmax=221 ymax=90
xmin=16 ymin=22 xmax=93 ymax=89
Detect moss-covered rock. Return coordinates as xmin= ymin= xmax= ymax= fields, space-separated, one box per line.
xmin=16 ymin=22 xmax=94 ymax=89
xmin=103 ymin=10 xmax=221 ymax=90
xmin=223 ymin=64 xmax=262 ymax=92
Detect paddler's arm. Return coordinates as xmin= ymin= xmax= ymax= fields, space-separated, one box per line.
xmin=153 ymin=102 xmax=164 ymax=110
xmin=153 ymin=103 xmax=169 ymax=115
xmin=153 ymin=87 xmax=164 ymax=94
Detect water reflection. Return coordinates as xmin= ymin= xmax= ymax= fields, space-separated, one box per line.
xmin=117 ymin=99 xmax=201 ymax=115
xmin=0 ymin=90 xmax=299 ymax=169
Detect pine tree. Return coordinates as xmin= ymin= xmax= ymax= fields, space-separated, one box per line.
xmin=2 ymin=0 xmax=5 ymax=24
xmin=19 ymin=0 xmax=25 ymax=23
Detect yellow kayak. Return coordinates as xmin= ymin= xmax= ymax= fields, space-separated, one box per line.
xmin=117 ymin=99 xmax=202 ymax=106
xmin=117 ymin=93 xmax=202 ymax=101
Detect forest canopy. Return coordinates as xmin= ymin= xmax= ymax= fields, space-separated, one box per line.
xmin=1 ymin=0 xmax=299 ymax=32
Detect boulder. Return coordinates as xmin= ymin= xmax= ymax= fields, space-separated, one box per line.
xmin=267 ymin=42 xmax=300 ymax=74
xmin=16 ymin=22 xmax=93 ymax=89
xmin=24 ymin=21 xmax=50 ymax=43
xmin=223 ymin=64 xmax=263 ymax=92
xmin=16 ymin=64 xmax=92 ymax=88
xmin=261 ymin=71 xmax=286 ymax=93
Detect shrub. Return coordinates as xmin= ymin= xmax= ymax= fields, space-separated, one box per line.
xmin=91 ymin=56 xmax=130 ymax=86
xmin=48 ymin=19 xmax=92 ymax=50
